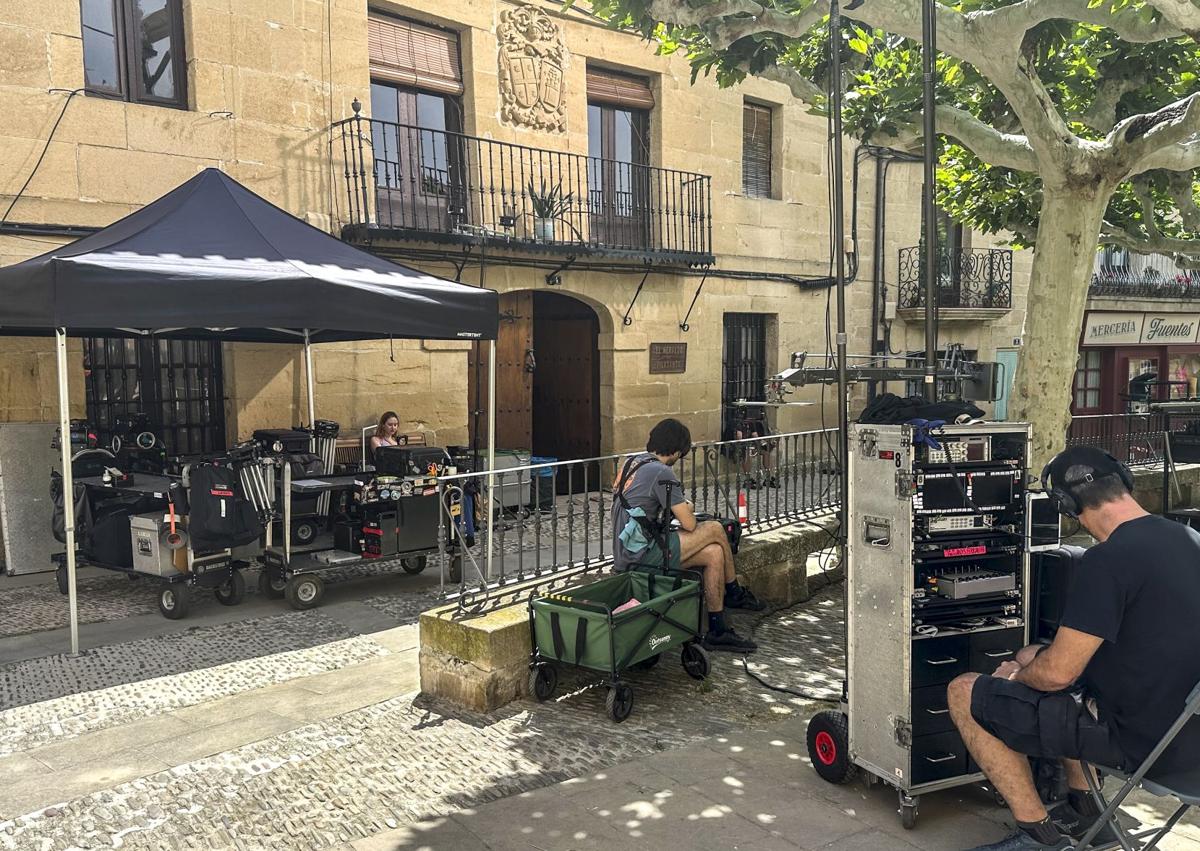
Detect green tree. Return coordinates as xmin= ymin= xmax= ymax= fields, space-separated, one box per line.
xmin=591 ymin=0 xmax=1200 ymax=462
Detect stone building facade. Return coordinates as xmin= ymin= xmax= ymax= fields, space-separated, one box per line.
xmin=0 ymin=0 xmax=1032 ymax=460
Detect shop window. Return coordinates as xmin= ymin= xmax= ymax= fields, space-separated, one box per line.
xmin=80 ymin=0 xmax=187 ymax=108
xmin=1169 ymin=353 xmax=1200 ymax=399
xmin=742 ymin=101 xmax=774 ymax=199
xmin=1073 ymin=350 xmax=1102 ymax=411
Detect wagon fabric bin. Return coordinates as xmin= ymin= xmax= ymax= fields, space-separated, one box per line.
xmin=530 ymin=566 xmax=703 ymax=672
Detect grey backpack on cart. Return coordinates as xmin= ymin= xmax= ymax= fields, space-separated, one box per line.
xmin=188 ymin=463 xmax=264 ymax=552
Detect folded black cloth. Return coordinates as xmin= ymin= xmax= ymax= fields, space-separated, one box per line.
xmin=857 ymin=392 xmax=985 ymax=425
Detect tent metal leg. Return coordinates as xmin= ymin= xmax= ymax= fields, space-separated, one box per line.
xmin=55 ymin=328 xmax=80 ymax=656
xmin=303 ymin=330 xmax=316 ymax=433
xmin=486 ymin=339 xmax=496 ymax=581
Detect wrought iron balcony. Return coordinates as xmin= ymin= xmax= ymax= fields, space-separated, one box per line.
xmin=334 ymin=113 xmax=713 ymax=264
xmin=898 ymin=247 xmax=1013 ymax=310
xmin=1090 ymin=252 xmax=1200 ymax=298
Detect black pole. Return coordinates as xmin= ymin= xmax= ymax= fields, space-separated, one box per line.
xmin=921 ymin=0 xmax=939 ymax=401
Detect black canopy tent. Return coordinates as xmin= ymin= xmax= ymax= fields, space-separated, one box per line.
xmin=0 ymin=169 xmax=500 ymax=653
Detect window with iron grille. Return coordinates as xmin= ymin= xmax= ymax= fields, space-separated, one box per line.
xmin=742 ymin=101 xmax=773 ymax=199
xmin=80 ymin=0 xmax=187 ymax=108
xmin=83 ymin=337 xmax=226 ymax=455
xmin=722 ymin=314 xmax=769 ymax=438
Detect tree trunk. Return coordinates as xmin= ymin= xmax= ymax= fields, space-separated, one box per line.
xmin=1008 ymin=189 xmax=1109 ymax=469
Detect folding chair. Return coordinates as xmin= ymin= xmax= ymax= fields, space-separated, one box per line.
xmin=1075 ymin=679 xmax=1200 ymax=850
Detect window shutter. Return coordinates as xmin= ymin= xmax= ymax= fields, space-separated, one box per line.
xmin=742 ymin=102 xmax=773 ymax=198
xmin=368 ymin=14 xmax=463 ymax=96
xmin=586 ymin=67 xmax=654 ymax=110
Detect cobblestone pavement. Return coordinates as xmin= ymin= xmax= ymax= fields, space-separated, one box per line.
xmin=0 ymin=589 xmax=844 ymax=850
xmin=0 ymin=612 xmax=389 ymax=757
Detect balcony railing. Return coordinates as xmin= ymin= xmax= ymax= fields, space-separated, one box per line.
xmin=1090 ymin=252 xmax=1200 ymax=298
xmin=334 ymin=112 xmax=713 ymax=263
xmin=898 ymin=247 xmax=1013 ymax=310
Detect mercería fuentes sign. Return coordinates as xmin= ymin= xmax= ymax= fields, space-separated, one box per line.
xmin=1083 ymin=311 xmax=1200 ymax=346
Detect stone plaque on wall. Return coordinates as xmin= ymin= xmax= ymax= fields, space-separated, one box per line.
xmin=498 ymin=5 xmax=567 ymax=132
xmin=649 ymin=343 xmax=687 ymax=374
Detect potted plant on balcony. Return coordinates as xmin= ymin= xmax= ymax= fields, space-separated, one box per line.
xmin=527 ymin=178 xmax=573 ymax=242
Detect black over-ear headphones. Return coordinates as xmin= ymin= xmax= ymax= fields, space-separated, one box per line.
xmin=1039 ymin=449 xmax=1135 ymax=519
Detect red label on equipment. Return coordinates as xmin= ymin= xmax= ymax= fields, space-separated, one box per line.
xmin=879 ymin=450 xmax=895 ymax=459
xmin=943 ymin=545 xmax=986 ymax=557
xmin=210 ymin=489 xmax=233 ymax=497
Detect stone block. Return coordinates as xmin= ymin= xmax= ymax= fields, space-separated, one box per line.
xmin=0 ymin=24 xmax=49 ymax=89
xmin=0 ymin=138 xmax=78 ymax=200
xmin=126 ymin=104 xmax=236 ymax=160
xmin=418 ymin=603 xmax=530 ymax=713
xmin=77 ymin=146 xmax=210 ymax=205
xmin=48 ymin=32 xmax=84 ymax=90
xmin=0 ymin=2 xmax=81 ymax=35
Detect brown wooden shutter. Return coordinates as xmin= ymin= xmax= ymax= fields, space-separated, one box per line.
xmin=368 ymin=14 xmax=463 ymax=96
xmin=742 ymin=102 xmax=773 ymax=198
xmin=586 ymin=67 xmax=654 ymax=109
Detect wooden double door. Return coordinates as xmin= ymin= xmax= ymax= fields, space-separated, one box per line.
xmin=468 ymin=291 xmax=600 ymax=466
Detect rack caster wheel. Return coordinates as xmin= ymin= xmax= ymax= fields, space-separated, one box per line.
xmin=807 ymin=711 xmax=857 ymax=784
xmin=285 ymin=574 xmax=324 ymax=610
xmin=215 ymin=570 xmax=246 ymax=606
xmin=605 ymin=682 xmax=634 ymax=723
xmin=529 ymin=663 xmax=557 ymax=701
xmin=292 ymin=519 xmax=320 ymax=547
xmin=447 ymin=555 xmax=463 ymax=584
xmin=158 ymin=585 xmax=190 ymax=620
xmin=55 ymin=565 xmax=69 ymax=596
xmin=681 ymin=643 xmax=711 ymax=680
xmin=258 ymin=569 xmax=286 ymax=599
xmin=401 ymin=555 xmax=427 ymax=575
xmin=899 ymin=794 xmax=919 ymax=830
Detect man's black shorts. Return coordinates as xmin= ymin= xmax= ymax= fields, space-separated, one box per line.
xmin=971 ymin=675 xmax=1127 ymax=769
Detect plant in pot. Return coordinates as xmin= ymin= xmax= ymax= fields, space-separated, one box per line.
xmin=527 ymin=178 xmax=573 ymax=242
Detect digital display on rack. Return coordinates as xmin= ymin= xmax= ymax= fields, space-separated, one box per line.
xmin=917 ymin=471 xmax=1016 ymax=511
xmin=969 ymin=473 xmax=1015 ymax=507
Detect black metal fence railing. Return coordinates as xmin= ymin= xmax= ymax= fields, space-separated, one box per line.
xmin=434 ymin=429 xmax=838 ymax=615
xmin=334 ymin=112 xmax=714 ymax=262
xmin=1066 ymin=413 xmax=1200 ymax=467
xmin=898 ymin=247 xmax=1013 ymax=309
xmin=1090 ymin=264 xmax=1200 ymax=299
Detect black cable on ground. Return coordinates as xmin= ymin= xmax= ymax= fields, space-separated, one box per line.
xmin=735 ymin=586 xmax=843 ymax=704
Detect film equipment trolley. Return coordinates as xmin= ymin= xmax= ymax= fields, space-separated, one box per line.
xmin=807 ymin=422 xmax=1034 ymax=829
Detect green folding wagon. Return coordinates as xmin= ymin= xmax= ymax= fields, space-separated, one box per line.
xmin=527 ymin=565 xmax=711 ymax=722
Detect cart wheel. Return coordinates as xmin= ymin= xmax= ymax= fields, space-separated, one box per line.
xmin=681 ymin=643 xmax=711 ymax=680
xmin=605 ymin=682 xmax=634 ymax=723
xmin=258 ymin=569 xmax=286 ymax=599
xmin=529 ymin=664 xmax=557 ymax=701
xmin=285 ymin=574 xmax=324 ymax=610
xmin=292 ymin=519 xmax=320 ymax=547
xmin=807 ymin=711 xmax=857 ymax=785
xmin=158 ymin=585 xmax=190 ymax=620
xmin=900 ymin=795 xmax=919 ymax=830
xmin=632 ymin=653 xmax=661 ymax=671
xmin=401 ymin=555 xmax=427 ymax=575
xmin=55 ymin=564 xmax=69 ymax=596
xmin=215 ymin=570 xmax=246 ymax=606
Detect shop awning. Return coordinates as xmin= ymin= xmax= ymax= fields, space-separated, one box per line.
xmin=0 ymin=168 xmax=498 ymax=342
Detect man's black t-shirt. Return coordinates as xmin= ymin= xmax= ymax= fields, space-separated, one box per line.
xmin=1061 ymin=514 xmax=1200 ymax=773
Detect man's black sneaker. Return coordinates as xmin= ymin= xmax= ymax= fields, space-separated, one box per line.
xmin=703 ymin=627 xmax=757 ymax=653
xmin=965 ymin=829 xmax=1072 ymax=851
xmin=1050 ymin=803 xmax=1119 ymax=848
xmin=725 ymin=585 xmax=766 ymax=611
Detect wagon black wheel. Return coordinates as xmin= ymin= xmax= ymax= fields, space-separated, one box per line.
xmin=158 ymin=585 xmax=190 ymax=620
xmin=632 ymin=653 xmax=661 ymax=671
xmin=401 ymin=555 xmax=427 ymax=575
xmin=55 ymin=565 xmax=69 ymax=596
xmin=258 ymin=569 xmax=286 ymax=599
xmin=681 ymin=643 xmax=711 ymax=680
xmin=215 ymin=570 xmax=246 ymax=606
xmin=807 ymin=711 xmax=856 ymax=785
xmin=605 ymin=682 xmax=634 ymax=723
xmin=529 ymin=664 xmax=557 ymax=702
xmin=284 ymin=574 xmax=324 ymax=610
xmin=447 ymin=555 xmax=463 ymax=584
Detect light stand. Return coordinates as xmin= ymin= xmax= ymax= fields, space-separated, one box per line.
xmin=921 ymin=0 xmax=940 ymax=401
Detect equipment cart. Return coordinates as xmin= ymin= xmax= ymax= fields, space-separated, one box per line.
xmin=806 ymin=423 xmax=1033 ymax=828
xmin=528 ymin=565 xmax=711 ymax=722
xmin=258 ymin=463 xmax=442 ymax=610
xmin=53 ymin=474 xmax=242 ymax=620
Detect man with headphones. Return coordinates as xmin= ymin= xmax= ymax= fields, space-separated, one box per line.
xmin=949 ymin=446 xmax=1200 ymax=851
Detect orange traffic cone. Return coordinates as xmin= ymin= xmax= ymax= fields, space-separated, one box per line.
xmin=737 ymin=488 xmax=748 ymax=527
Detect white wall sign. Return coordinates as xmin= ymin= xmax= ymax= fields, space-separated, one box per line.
xmin=1142 ymin=314 xmax=1200 ymax=343
xmin=1082 ymin=311 xmax=1200 ymax=346
xmin=1082 ymin=312 xmax=1144 ymax=345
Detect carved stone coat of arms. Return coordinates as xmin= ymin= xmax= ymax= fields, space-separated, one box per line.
xmin=498 ymin=5 xmax=567 ymax=132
